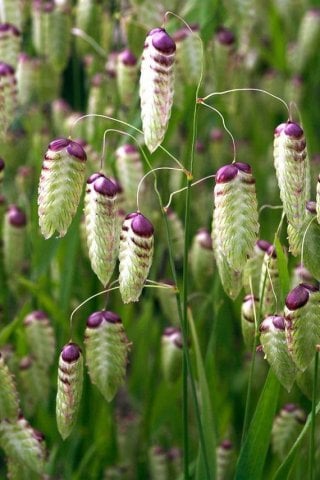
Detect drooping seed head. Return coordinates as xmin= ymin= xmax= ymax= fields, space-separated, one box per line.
xmin=285 ymin=284 xmax=310 ymax=310
xmin=215 ymin=26 xmax=235 ymax=46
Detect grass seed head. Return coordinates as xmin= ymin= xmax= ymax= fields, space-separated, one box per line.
xmin=116 ymin=49 xmax=138 ymax=106
xmin=38 ymin=137 xmax=87 ymax=239
xmin=3 ymin=205 xmax=27 ymax=277
xmin=259 ymin=315 xmax=296 ymax=391
xmin=56 ymin=342 xmax=83 ymax=440
xmin=213 ymin=162 xmax=259 ymax=272
xmin=119 ymin=211 xmax=154 ymax=303
xmin=0 ymin=355 xmax=19 ymax=421
xmin=271 ymin=404 xmax=306 ymax=459
xmin=84 ymin=172 xmax=119 ymax=286
xmin=84 ymin=310 xmax=129 ymax=402
xmin=189 ymin=228 xmax=215 ymax=289
xmin=284 ymin=283 xmax=320 ymax=370
xmin=23 ymin=310 xmax=56 ymax=368
xmin=161 ymin=327 xmax=183 ymax=383
xmin=139 ymin=27 xmax=176 ymax=153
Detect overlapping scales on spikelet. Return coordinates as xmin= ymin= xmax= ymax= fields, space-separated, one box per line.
xmin=56 ymin=343 xmax=83 ymax=440
xmin=84 ymin=173 xmax=118 ymax=286
xmin=0 ymin=0 xmax=23 ymax=30
xmin=273 ymin=121 xmax=309 ymax=231
xmin=0 ymin=23 xmax=21 ymax=68
xmin=271 ymin=404 xmax=306 ymax=460
xmin=189 ymin=228 xmax=215 ymax=289
xmin=38 ymin=138 xmax=87 ymax=239
xmin=139 ymin=28 xmax=176 ymax=153
xmin=23 ymin=311 xmax=55 ymax=367
xmin=0 ymin=355 xmax=19 ymax=421
xmin=115 ymin=144 xmax=144 ymax=211
xmin=284 ymin=284 xmax=320 ymax=371
xmin=213 ymin=162 xmax=259 ymax=272
xmin=260 ymin=315 xmax=296 ymax=391
xmin=243 ymin=240 xmax=272 ymax=296
xmin=173 ymin=25 xmax=202 ymax=86
xmin=0 ymin=62 xmax=17 ymax=138
xmin=259 ymin=245 xmax=281 ymax=318
xmin=85 ymin=311 xmax=129 ymax=402
xmin=0 ymin=416 xmax=46 ymax=474
xmin=116 ymin=49 xmax=138 ymax=106
xmin=3 ymin=204 xmax=27 ymax=276
xmin=119 ymin=212 xmax=154 ymax=303
xmin=161 ymin=328 xmax=183 ymax=383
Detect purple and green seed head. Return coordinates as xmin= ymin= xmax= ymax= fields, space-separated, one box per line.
xmin=3 ymin=205 xmax=27 ymax=276
xmin=214 ymin=162 xmax=259 ymax=272
xmin=84 ymin=310 xmax=129 ymax=402
xmin=23 ymin=311 xmax=55 ymax=367
xmin=84 ymin=172 xmax=118 ymax=286
xmin=38 ymin=137 xmax=87 ymax=239
xmin=284 ymin=283 xmax=320 ymax=370
xmin=119 ymin=212 xmax=154 ymax=303
xmin=116 ymin=48 xmax=138 ymax=105
xmin=161 ymin=327 xmax=183 ymax=383
xmin=139 ymin=28 xmax=176 ymax=153
xmin=56 ymin=342 xmax=83 ymax=440
xmin=190 ymin=228 xmax=215 ymax=289
xmin=272 ymin=403 xmax=306 ymax=459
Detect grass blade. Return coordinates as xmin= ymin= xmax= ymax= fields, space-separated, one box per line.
xmin=235 ymin=369 xmax=280 ymax=480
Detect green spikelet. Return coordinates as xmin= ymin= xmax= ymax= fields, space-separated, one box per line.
xmin=16 ymin=53 xmax=37 ymax=106
xmin=56 ymin=343 xmax=83 ymax=440
xmin=241 ymin=295 xmax=258 ymax=349
xmin=23 ymin=311 xmax=55 ymax=367
xmin=3 ymin=205 xmax=27 ymax=277
xmin=116 ymin=49 xmax=138 ymax=106
xmin=213 ymin=162 xmax=259 ymax=272
xmin=243 ymin=240 xmax=272 ymax=296
xmin=85 ymin=311 xmax=129 ymax=402
xmin=119 ymin=212 xmax=154 ymax=303
xmin=0 ymin=416 xmax=46 ymax=474
xmin=189 ymin=228 xmax=215 ymax=289
xmin=259 ymin=315 xmax=297 ymax=391
xmin=0 ymin=23 xmax=21 ymax=69
xmin=75 ymin=0 xmax=102 ymax=56
xmin=47 ymin=4 xmax=72 ymax=72
xmin=295 ymin=9 xmax=320 ymax=73
xmin=166 ymin=208 xmax=184 ymax=261
xmin=212 ymin=27 xmax=236 ymax=91
xmin=0 ymin=0 xmax=23 ymax=30
xmin=86 ymin=73 xmax=107 ymax=143
xmin=19 ymin=356 xmax=50 ymax=415
xmin=287 ymin=223 xmax=303 ymax=257
xmin=38 ymin=138 xmax=87 ymax=239
xmin=156 ymin=279 xmax=179 ymax=326
xmin=139 ymin=28 xmax=176 ymax=153
xmin=115 ymin=144 xmax=144 ymax=211
xmin=0 ymin=62 xmax=17 ymax=138
xmin=167 ymin=447 xmax=182 ymax=479
xmin=271 ymin=404 xmax=306 ymax=459
xmin=212 ymin=214 xmax=242 ymax=299
xmin=173 ymin=25 xmax=202 ymax=86
xmin=259 ymin=245 xmax=281 ymax=318
xmin=36 ymin=59 xmax=61 ymax=104
xmin=284 ymin=283 xmax=320 ymax=371
xmin=0 ymin=355 xmax=19 ymax=421
xmin=216 ymin=440 xmax=234 ymax=480
xmin=149 ymin=446 xmax=168 ymax=480
xmin=161 ymin=327 xmax=183 ymax=383
xmin=6 ymin=455 xmax=43 ymax=480
xmin=273 ymin=121 xmax=309 ymax=230
xmin=84 ymin=173 xmax=118 ymax=286
xmin=31 ymin=1 xmax=53 ymax=57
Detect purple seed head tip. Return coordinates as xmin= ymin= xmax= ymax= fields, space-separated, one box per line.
xmin=274 ymin=123 xmax=287 ymax=136
xmin=24 ymin=310 xmax=47 ymax=325
xmin=0 ymin=158 xmax=4 ymax=171
xmin=267 ymin=245 xmax=277 ymax=258
xmin=119 ymin=144 xmax=138 ymax=155
xmin=151 ymin=29 xmax=176 ymax=54
xmin=272 ymin=315 xmax=286 ymax=330
xmin=131 ymin=213 xmax=154 ymax=236
xmin=285 ymin=284 xmax=309 ymax=310
xmin=119 ymin=49 xmax=137 ymax=66
xmin=216 ymin=26 xmax=235 ymax=45
xmin=234 ymin=162 xmax=252 ymax=174
xmin=256 ymin=239 xmax=272 ymax=252
xmin=87 ymin=311 xmax=104 ymax=328
xmin=196 ymin=228 xmax=212 ymax=250
xmin=306 ymin=201 xmax=316 ymax=214
xmin=49 ymin=137 xmax=70 ymax=152
xmin=283 ymin=403 xmax=297 ymax=413
xmin=164 ymin=327 xmax=180 ymax=337
xmin=87 ymin=172 xmax=103 ymax=184
xmin=220 ymin=439 xmax=233 ymax=450
xmin=0 ymin=62 xmax=15 ymax=76
xmin=93 ymin=176 xmax=118 ymax=196
xmin=67 ymin=140 xmax=87 ymax=161
xmin=61 ymin=343 xmax=81 ymax=362
xmin=7 ymin=205 xmax=27 ymax=227
xmin=285 ymin=121 xmax=303 ymax=138
xmin=104 ymin=311 xmax=121 ymax=324
xmin=216 ymin=164 xmax=238 ymax=183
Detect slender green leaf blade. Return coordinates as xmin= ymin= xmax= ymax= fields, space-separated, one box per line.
xmin=235 ymin=369 xmax=280 ymax=480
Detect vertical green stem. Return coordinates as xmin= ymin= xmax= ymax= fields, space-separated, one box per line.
xmin=309 ymin=350 xmax=319 ymax=480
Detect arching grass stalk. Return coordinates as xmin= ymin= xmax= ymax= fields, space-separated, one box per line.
xmin=309 ymin=349 xmax=319 ymax=480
